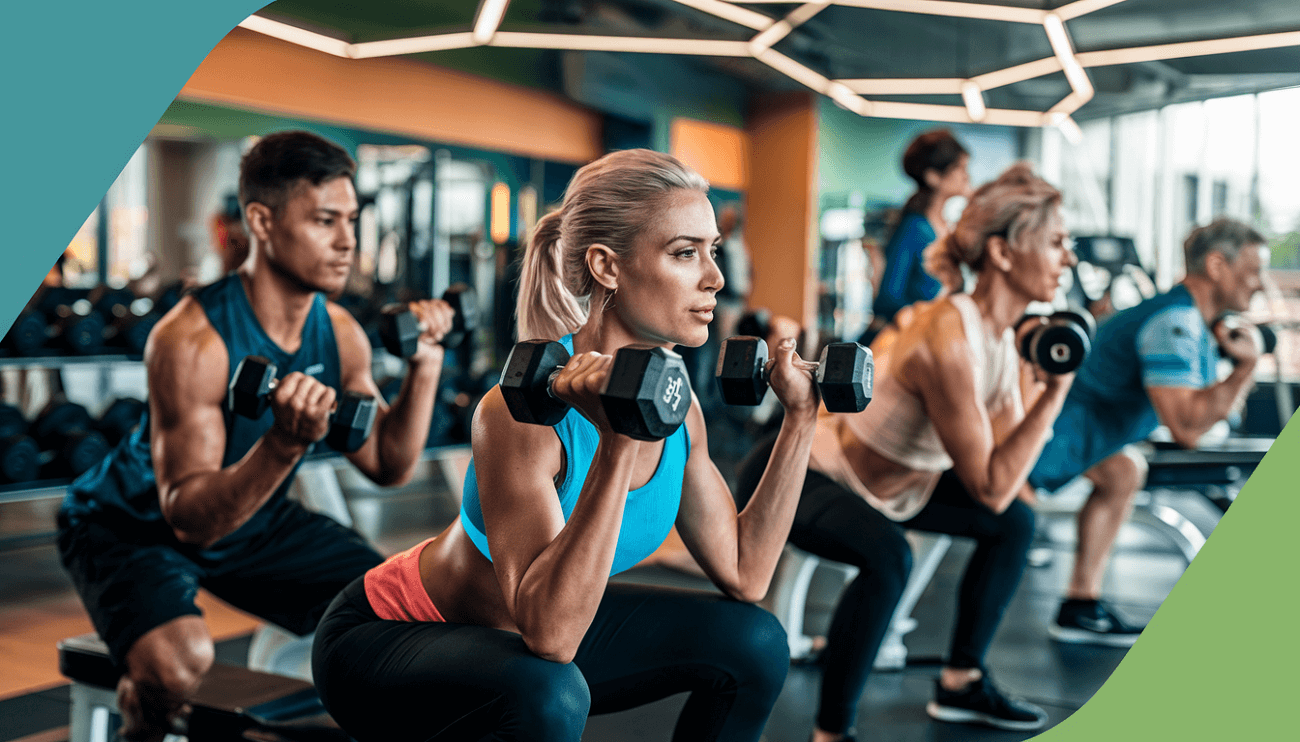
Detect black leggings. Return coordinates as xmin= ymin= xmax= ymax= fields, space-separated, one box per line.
xmin=735 ymin=435 xmax=1035 ymax=735
xmin=313 ymin=576 xmax=790 ymax=742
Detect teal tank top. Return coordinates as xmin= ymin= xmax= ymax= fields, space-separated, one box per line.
xmin=459 ymin=334 xmax=691 ymax=575
xmin=60 ymin=274 xmax=341 ymax=558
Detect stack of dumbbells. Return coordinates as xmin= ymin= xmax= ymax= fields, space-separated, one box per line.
xmin=1 ymin=282 xmax=184 ymax=358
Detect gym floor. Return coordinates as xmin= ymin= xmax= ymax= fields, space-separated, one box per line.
xmin=0 ymin=452 xmax=1212 ymax=742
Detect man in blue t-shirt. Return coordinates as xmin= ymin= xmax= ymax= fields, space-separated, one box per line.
xmin=1029 ymin=218 xmax=1268 ymax=646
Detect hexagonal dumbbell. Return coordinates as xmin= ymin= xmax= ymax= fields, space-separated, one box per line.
xmin=1018 ymin=309 xmax=1095 ymax=375
xmin=227 ymin=356 xmax=378 ymax=453
xmin=499 ymin=341 xmax=692 ymax=441
xmin=1213 ymin=313 xmax=1276 ymax=363
xmin=379 ymin=283 xmax=479 ymax=358
xmin=715 ymin=336 xmax=874 ymax=413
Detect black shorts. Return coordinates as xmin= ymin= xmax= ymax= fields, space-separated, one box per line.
xmin=57 ymin=502 xmax=383 ymax=667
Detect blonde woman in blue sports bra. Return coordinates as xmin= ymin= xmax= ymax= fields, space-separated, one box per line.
xmin=312 ymin=149 xmax=821 ymax=742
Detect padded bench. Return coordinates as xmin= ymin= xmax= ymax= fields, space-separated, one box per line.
xmin=58 ymin=633 xmax=351 ymax=742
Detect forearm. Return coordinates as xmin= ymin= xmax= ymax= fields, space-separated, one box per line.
xmin=371 ymin=359 xmax=443 ymax=485
xmin=729 ymin=410 xmax=818 ymax=601
xmin=162 ymin=432 xmax=306 ymax=547
xmin=985 ymin=386 xmax=1068 ymax=512
xmin=514 ymin=436 xmax=638 ymax=661
xmin=1170 ymin=362 xmax=1257 ymax=446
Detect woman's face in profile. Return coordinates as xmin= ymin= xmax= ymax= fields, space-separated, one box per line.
xmin=1009 ymin=209 xmax=1075 ymax=303
xmin=936 ymin=155 xmax=972 ymax=201
xmin=616 ymin=189 xmax=724 ymax=349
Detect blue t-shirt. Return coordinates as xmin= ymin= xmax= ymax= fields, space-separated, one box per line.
xmin=59 ymin=274 xmax=342 ymax=559
xmin=459 ymin=334 xmax=691 ymax=575
xmin=873 ymin=212 xmax=941 ymax=323
xmin=1030 ymin=284 xmax=1220 ymax=490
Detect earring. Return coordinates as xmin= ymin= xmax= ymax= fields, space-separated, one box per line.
xmin=603 ymin=288 xmax=617 ymax=312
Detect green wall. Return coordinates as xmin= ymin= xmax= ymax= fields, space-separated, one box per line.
xmin=817 ymin=96 xmax=1023 ymax=211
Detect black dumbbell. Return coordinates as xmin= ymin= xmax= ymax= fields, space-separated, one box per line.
xmin=1213 ymin=313 xmax=1276 ymax=363
xmin=32 ymin=401 xmax=111 ymax=479
xmin=1 ymin=310 xmax=47 ymax=356
xmin=227 ymin=356 xmax=378 ymax=453
xmin=94 ymin=397 xmax=148 ymax=447
xmin=1018 ymin=309 xmax=1095 ymax=374
xmin=38 ymin=289 xmax=106 ymax=356
xmin=0 ymin=404 xmax=39 ymax=484
xmin=715 ymin=337 xmax=874 ymax=413
xmin=499 ymin=341 xmax=692 ymax=441
xmin=379 ymin=284 xmax=479 ymax=358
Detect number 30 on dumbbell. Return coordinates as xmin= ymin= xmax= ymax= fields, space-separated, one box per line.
xmin=715 ymin=337 xmax=874 ymax=413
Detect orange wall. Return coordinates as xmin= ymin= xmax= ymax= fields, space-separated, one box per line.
xmin=744 ymin=92 xmax=818 ymax=328
xmin=180 ymin=28 xmax=603 ymax=164
xmin=670 ymin=118 xmax=750 ymax=191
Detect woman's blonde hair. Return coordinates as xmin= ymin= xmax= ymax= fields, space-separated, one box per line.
xmin=923 ymin=162 xmax=1062 ymax=293
xmin=516 ymin=149 xmax=709 ymax=341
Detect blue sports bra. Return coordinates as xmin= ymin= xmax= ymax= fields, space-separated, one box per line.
xmin=459 ymin=334 xmax=691 ymax=575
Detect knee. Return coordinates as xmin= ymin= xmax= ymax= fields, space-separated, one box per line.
xmin=728 ymin=604 xmax=791 ymax=693
xmin=501 ymin=658 xmax=590 ymax=740
xmin=857 ymin=533 xmax=913 ymax=600
xmin=1089 ymin=451 xmax=1146 ymax=506
xmin=125 ymin=622 xmax=214 ymax=698
xmin=994 ymin=500 xmax=1037 ymax=553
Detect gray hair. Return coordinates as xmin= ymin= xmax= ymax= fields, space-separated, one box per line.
xmin=1183 ymin=218 xmax=1266 ymax=276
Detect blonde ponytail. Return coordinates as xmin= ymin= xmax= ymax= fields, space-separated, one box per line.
xmin=513 ymin=149 xmax=709 ymax=342
xmin=923 ymin=233 xmax=965 ymax=295
xmin=516 ymin=210 xmax=586 ymax=341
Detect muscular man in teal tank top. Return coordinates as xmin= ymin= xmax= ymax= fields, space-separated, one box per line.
xmin=57 ymin=131 xmax=458 ymax=742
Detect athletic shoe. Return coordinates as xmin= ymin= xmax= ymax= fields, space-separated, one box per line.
xmin=1050 ymin=599 xmax=1144 ymax=647
xmin=926 ymin=675 xmax=1048 ymax=731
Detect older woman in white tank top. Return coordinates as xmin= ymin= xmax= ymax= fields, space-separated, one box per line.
xmin=736 ymin=162 xmax=1076 ymax=741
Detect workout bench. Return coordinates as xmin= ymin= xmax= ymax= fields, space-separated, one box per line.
xmin=58 ymin=633 xmax=350 ymax=742
xmin=763 ymin=532 xmax=953 ymax=669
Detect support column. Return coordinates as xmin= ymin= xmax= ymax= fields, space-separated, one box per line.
xmin=744 ymin=92 xmax=819 ymax=333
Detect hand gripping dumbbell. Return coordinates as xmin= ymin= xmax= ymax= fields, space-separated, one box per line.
xmin=227 ymin=356 xmax=378 ymax=453
xmin=1213 ymin=313 xmax=1276 ymax=363
xmin=715 ymin=337 xmax=874 ymax=413
xmin=379 ymin=284 xmax=479 ymax=357
xmin=1018 ymin=309 xmax=1096 ymax=374
xmin=499 ymin=341 xmax=692 ymax=441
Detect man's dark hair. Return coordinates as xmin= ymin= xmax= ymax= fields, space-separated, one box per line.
xmin=1184 ymin=217 xmax=1267 ymax=276
xmin=238 ymin=131 xmax=357 ymax=213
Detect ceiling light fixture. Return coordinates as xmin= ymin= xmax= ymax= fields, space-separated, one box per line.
xmin=839 ymin=78 xmax=965 ymax=95
xmin=490 ymin=32 xmax=751 ymax=56
xmin=1042 ymin=13 xmax=1094 ymax=101
xmin=236 ymin=0 xmax=1300 ymax=145
xmin=748 ymin=0 xmax=1046 ymax=25
xmin=471 ymin=0 xmax=511 ymax=45
xmin=1077 ymin=30 xmax=1300 ymax=67
xmin=237 ymin=15 xmax=352 ymax=58
xmin=961 ymin=80 xmax=987 ymax=122
xmin=351 ymin=33 xmax=476 ymax=59
xmin=670 ymin=0 xmax=771 ymax=31
xmin=749 ymin=2 xmax=832 ymax=54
